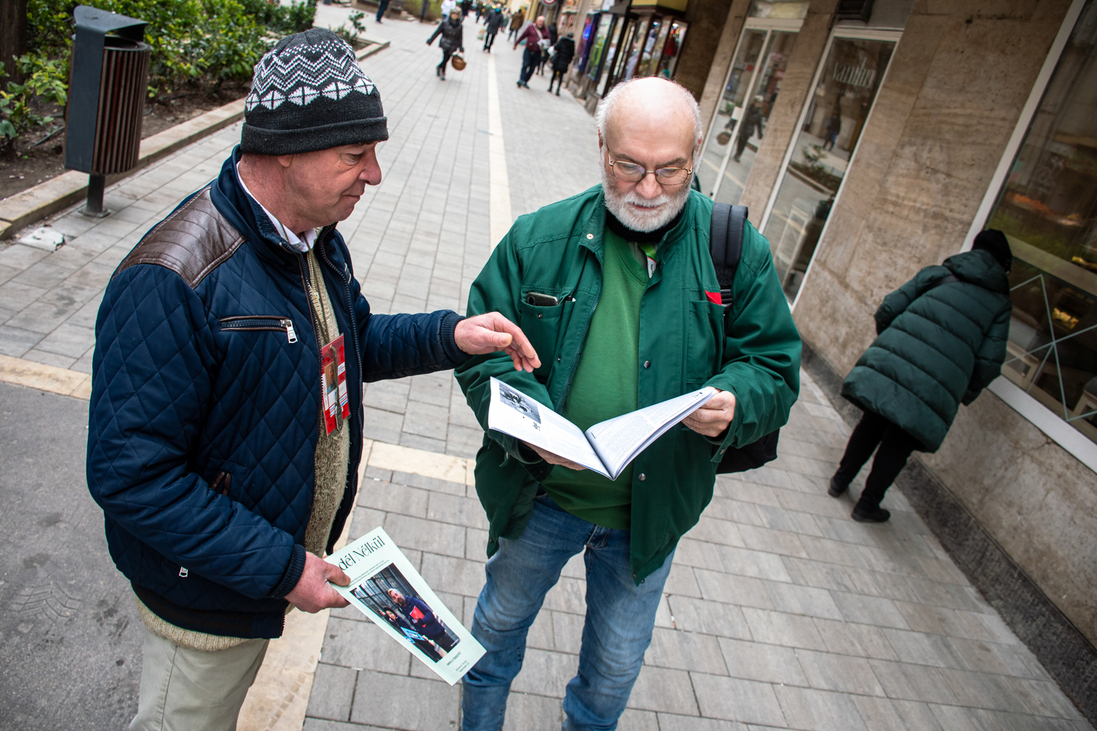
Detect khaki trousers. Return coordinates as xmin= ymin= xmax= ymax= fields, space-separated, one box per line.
xmin=130 ymin=630 xmax=269 ymax=731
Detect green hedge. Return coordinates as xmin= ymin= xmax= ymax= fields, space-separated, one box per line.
xmin=2 ymin=0 xmax=316 ymax=146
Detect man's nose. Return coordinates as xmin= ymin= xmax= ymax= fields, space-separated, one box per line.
xmin=635 ymin=171 xmax=663 ymax=199
xmin=360 ymin=151 xmax=383 ymax=185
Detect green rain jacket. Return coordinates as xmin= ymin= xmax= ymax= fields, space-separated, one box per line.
xmin=455 ymin=186 xmax=801 ymax=583
xmin=841 ymin=248 xmax=1012 ymax=452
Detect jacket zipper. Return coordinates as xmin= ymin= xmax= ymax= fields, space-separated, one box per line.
xmin=220 ymin=316 xmax=298 ymax=343
xmin=557 ymin=250 xmax=602 ymax=409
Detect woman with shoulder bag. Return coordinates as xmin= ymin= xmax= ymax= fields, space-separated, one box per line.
xmin=427 ymin=8 xmax=465 ymax=80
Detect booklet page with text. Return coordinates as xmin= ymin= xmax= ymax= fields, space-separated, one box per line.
xmin=487 ymin=377 xmax=715 ymax=479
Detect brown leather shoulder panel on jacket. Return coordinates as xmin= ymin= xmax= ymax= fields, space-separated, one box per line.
xmin=115 ymin=186 xmax=245 ymax=288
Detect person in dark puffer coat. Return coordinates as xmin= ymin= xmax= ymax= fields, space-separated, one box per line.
xmin=828 ymin=230 xmax=1013 ymax=523
xmin=547 ymin=31 xmax=575 ymax=95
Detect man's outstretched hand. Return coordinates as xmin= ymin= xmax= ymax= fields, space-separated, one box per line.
xmin=286 ymin=551 xmax=350 ymax=613
xmin=455 ymin=312 xmax=541 ymax=372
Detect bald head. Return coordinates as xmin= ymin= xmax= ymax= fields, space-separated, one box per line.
xmin=596 ymin=78 xmax=701 ymax=155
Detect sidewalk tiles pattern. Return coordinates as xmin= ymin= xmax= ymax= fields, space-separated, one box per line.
xmin=0 ymin=11 xmax=1091 ymax=731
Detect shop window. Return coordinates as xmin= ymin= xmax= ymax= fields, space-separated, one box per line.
xmin=697 ymin=24 xmax=798 ymax=205
xmin=984 ymin=0 xmax=1097 ymax=443
xmin=761 ymin=32 xmax=896 ymax=300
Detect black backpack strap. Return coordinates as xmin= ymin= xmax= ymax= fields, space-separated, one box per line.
xmin=709 ymin=203 xmax=748 ymax=306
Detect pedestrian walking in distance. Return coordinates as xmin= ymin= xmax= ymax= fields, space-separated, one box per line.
xmin=514 ymin=15 xmax=550 ymax=88
xmin=428 ymin=8 xmax=465 ymax=80
xmin=548 ymin=31 xmax=575 ymax=94
xmin=507 ymin=7 xmax=525 ymax=42
xmin=85 ymin=27 xmax=539 ymax=731
xmin=483 ymin=7 xmax=505 ymax=52
xmin=828 ymin=230 xmax=1013 ymax=522
xmin=456 ymin=76 xmax=801 ymax=731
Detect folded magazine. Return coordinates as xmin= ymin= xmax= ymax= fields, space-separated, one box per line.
xmin=326 ymin=528 xmax=485 ymax=685
xmin=487 ymin=377 xmax=715 ymax=479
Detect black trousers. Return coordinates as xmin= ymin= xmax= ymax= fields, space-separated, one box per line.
xmin=438 ymin=49 xmax=453 ymax=73
xmin=834 ymin=409 xmax=921 ymax=508
xmin=483 ymin=30 xmax=497 ymax=50
xmin=549 ymin=69 xmax=565 ymax=92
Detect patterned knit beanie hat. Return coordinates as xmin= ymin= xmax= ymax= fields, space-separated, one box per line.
xmin=242 ymin=28 xmax=388 ymax=156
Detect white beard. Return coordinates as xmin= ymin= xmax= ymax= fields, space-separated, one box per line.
xmin=601 ymin=165 xmax=691 ymax=233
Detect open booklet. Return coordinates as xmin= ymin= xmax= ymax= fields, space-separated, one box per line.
xmin=487 ymin=377 xmax=715 ymax=480
xmin=326 ymin=528 xmax=485 ymax=685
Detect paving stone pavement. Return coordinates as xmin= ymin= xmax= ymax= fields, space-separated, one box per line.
xmin=0 ymin=9 xmax=1092 ymax=731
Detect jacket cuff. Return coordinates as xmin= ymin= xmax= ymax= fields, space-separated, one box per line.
xmin=271 ymin=544 xmax=307 ymax=599
xmin=441 ymin=312 xmax=471 ymax=367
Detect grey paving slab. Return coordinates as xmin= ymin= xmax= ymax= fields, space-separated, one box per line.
xmin=691 ymin=673 xmax=787 ymax=726
xmin=717 ymin=637 xmax=808 ymax=686
xmin=304 ymin=660 xmax=358 ymax=722
xmin=647 ymin=627 xmax=729 ymax=675
xmin=627 ymin=666 xmax=699 ymax=715
xmin=0 ymin=323 xmax=45 ymax=356
xmin=349 ymin=672 xmax=460 ymax=729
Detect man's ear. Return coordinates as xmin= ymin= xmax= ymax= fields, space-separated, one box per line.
xmin=276 ymin=154 xmax=295 ymax=169
xmin=597 ymin=131 xmax=604 ymax=153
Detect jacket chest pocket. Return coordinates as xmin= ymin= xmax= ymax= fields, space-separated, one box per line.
xmin=685 ymin=299 xmax=725 ymax=387
xmin=219 ymin=315 xmax=299 ymax=344
xmin=518 ymin=291 xmax=574 ymax=379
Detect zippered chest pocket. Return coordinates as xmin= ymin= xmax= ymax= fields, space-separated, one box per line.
xmin=219 ymin=315 xmax=298 ymax=343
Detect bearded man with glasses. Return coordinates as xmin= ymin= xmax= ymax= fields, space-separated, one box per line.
xmin=456 ymin=77 xmax=801 ymax=731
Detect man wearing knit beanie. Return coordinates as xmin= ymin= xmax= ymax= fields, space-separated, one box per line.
xmin=87 ymin=28 xmax=539 ymax=730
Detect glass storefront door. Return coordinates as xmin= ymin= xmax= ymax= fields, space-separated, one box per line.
xmin=697 ymin=20 xmax=800 ymax=205
xmin=761 ymin=31 xmax=898 ymax=301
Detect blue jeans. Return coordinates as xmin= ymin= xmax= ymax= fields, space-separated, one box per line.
xmin=461 ymin=497 xmax=674 ymax=731
xmin=520 ymin=47 xmax=540 ymax=83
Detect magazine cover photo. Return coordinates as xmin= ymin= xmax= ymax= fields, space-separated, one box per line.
xmin=328 ymin=527 xmax=485 ymax=684
xmin=350 ymin=564 xmax=459 ymax=663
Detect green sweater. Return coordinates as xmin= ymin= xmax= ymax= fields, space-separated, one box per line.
xmin=456 ymin=186 xmax=801 ymax=582
xmin=541 ymin=229 xmax=650 ymax=528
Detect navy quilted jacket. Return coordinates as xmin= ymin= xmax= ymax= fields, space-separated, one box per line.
xmin=87 ymin=149 xmax=467 ymax=638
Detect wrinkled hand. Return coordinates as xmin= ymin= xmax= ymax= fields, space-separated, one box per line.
xmin=525 ymin=442 xmax=587 ymax=471
xmin=682 ymin=389 xmax=736 ymax=437
xmin=286 ymin=552 xmax=350 ymax=613
xmin=455 ymin=312 xmax=541 ymax=372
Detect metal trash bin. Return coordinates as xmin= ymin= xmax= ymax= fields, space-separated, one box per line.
xmin=64 ymin=5 xmax=150 ymax=217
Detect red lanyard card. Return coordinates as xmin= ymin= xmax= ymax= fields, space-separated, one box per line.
xmin=320 ymin=334 xmax=350 ymax=435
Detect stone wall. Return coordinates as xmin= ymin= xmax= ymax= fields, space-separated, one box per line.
xmin=791 ymin=0 xmax=1097 ymax=646
xmin=672 ymin=0 xmax=737 ymax=103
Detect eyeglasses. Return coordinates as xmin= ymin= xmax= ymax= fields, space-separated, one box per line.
xmin=608 ymin=158 xmax=693 ymax=186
